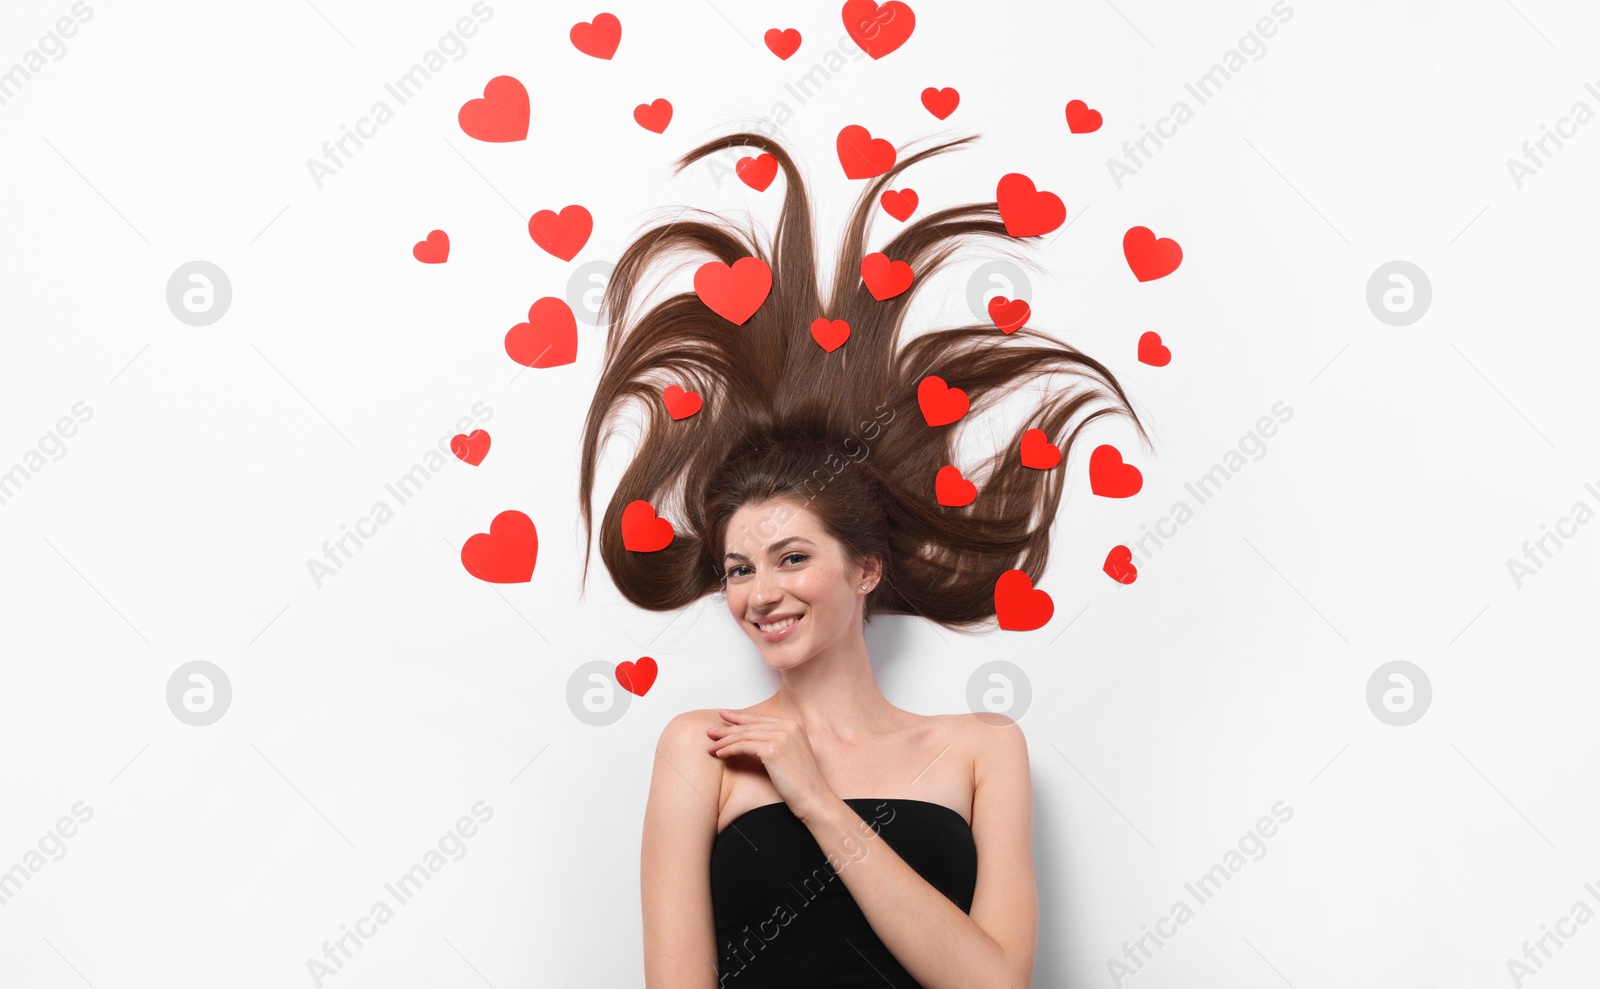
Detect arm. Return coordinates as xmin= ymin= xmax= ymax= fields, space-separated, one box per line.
xmin=641 ymin=709 xmax=723 ymax=989
xmin=798 ymin=714 xmax=1038 ymax=989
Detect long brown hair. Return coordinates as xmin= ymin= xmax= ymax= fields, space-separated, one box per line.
xmin=578 ymin=131 xmax=1150 ymax=632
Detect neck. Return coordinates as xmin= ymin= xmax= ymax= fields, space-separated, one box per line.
xmin=765 ymin=630 xmax=903 ymax=741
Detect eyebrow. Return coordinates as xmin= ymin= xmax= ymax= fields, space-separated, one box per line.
xmin=723 ymin=536 xmax=814 ymax=564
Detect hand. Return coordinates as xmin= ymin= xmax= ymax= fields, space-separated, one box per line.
xmin=707 ymin=708 xmax=838 ymax=823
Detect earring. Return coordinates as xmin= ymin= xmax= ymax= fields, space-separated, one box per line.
xmin=860 ymin=584 xmax=868 ymax=590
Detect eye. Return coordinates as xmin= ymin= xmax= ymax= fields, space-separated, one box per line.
xmin=725 ymin=553 xmax=807 ymax=579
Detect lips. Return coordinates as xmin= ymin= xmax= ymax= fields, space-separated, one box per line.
xmin=752 ymin=613 xmax=804 ymax=640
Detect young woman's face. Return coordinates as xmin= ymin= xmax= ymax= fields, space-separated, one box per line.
xmin=721 ymin=499 xmax=873 ymax=668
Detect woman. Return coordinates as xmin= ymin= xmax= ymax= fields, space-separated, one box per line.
xmin=578 ymin=131 xmax=1147 ymax=988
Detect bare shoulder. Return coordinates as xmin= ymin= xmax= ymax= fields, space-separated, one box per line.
xmin=958 ymin=712 xmax=1031 ymax=779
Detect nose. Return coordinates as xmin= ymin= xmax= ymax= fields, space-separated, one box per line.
xmin=750 ymin=565 xmax=783 ymax=608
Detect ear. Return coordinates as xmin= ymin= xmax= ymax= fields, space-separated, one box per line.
xmin=862 ymin=555 xmax=884 ymax=587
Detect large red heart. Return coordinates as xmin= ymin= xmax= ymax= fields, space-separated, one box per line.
xmin=736 ymin=153 xmax=778 ymax=191
xmin=994 ymin=569 xmax=1053 ymax=631
xmin=458 ymin=76 xmax=529 ymax=143
xmin=1065 ymin=99 xmax=1103 ymax=133
xmin=987 ymin=296 xmax=1030 ymax=334
xmin=764 ymin=27 xmax=801 ymax=59
xmin=1123 ymin=226 xmax=1183 ymax=282
xmin=450 ymin=429 xmax=490 ymax=465
xmin=880 ymin=188 xmax=918 ymax=221
xmin=528 ymin=205 xmax=592 ymax=262
xmin=920 ymin=86 xmax=959 ymax=119
xmin=621 ymin=500 xmax=674 ymax=552
xmin=935 ymin=465 xmax=976 ymax=506
xmin=662 ymin=384 xmax=702 ymax=420
xmin=837 ymin=124 xmax=896 ymax=179
xmin=1103 ymin=545 xmax=1138 ymax=584
xmin=694 ymin=257 xmax=772 ymax=325
xmin=1138 ymin=331 xmax=1171 ymax=366
xmin=1019 ymin=428 xmax=1061 ymax=469
xmin=917 ymin=375 xmax=968 ymax=427
xmin=570 ymin=13 xmax=621 ymax=59
xmin=860 ymin=252 xmax=913 ymax=300
xmin=616 ymin=656 xmax=658 ymax=696
xmin=997 ymin=173 xmax=1066 ymax=237
xmin=811 ymin=317 xmax=850 ymax=352
xmin=633 ymin=98 xmax=672 ymax=133
xmin=505 ymin=298 xmax=578 ymax=367
xmin=842 ymin=0 xmax=916 ymax=59
xmin=461 ymin=510 xmax=538 ymax=584
xmin=413 ymin=229 xmax=449 ymax=264
xmin=1089 ymin=444 xmax=1142 ymax=498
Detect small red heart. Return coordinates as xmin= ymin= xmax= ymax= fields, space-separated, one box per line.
xmin=505 ymin=298 xmax=578 ymax=368
xmin=1138 ymin=331 xmax=1172 ymax=367
xmin=880 ymin=188 xmax=918 ymax=221
xmin=621 ymin=500 xmax=674 ymax=552
xmin=461 ymin=510 xmax=538 ymax=584
xmin=994 ymin=569 xmax=1053 ymax=631
xmin=616 ymin=656 xmax=658 ymax=696
xmin=1123 ymin=226 xmax=1183 ymax=282
xmin=811 ymin=317 xmax=850 ymax=353
xmin=413 ymin=229 xmax=449 ymax=264
xmin=837 ymin=124 xmax=896 ymax=179
xmin=736 ymin=153 xmax=778 ymax=191
xmin=527 ymin=204 xmax=592 ymax=262
xmin=1089 ymin=444 xmax=1142 ymax=498
xmin=917 ymin=375 xmax=968 ymax=427
xmin=920 ymin=86 xmax=959 ymax=119
xmin=662 ymin=384 xmax=703 ymax=420
xmin=987 ymin=296 xmax=1030 ymax=334
xmin=842 ymin=0 xmax=916 ymax=59
xmin=860 ymin=252 xmax=913 ymax=301
xmin=450 ymin=429 xmax=490 ymax=465
xmin=458 ymin=75 xmax=529 ymax=143
xmin=570 ymin=13 xmax=621 ymax=59
xmin=1065 ymin=99 xmax=1103 ymax=133
xmin=935 ymin=465 xmax=976 ymax=507
xmin=1019 ymin=428 xmax=1061 ymax=470
xmin=1103 ymin=545 xmax=1138 ymax=584
xmin=997 ymin=173 xmax=1066 ymax=237
xmin=694 ymin=257 xmax=772 ymax=325
xmin=763 ymin=27 xmax=801 ymax=59
xmin=633 ymin=98 xmax=672 ymax=133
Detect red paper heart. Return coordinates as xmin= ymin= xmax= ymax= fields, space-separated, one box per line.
xmin=736 ymin=153 xmax=778 ymax=191
xmin=458 ymin=76 xmax=529 ymax=143
xmin=621 ymin=500 xmax=674 ymax=552
xmin=413 ymin=229 xmax=449 ymax=264
xmin=917 ymin=375 xmax=968 ymax=427
xmin=616 ymin=656 xmax=658 ymax=696
xmin=528 ymin=204 xmax=592 ymax=262
xmin=694 ymin=257 xmax=772 ymax=325
xmin=987 ymin=296 xmax=1030 ymax=334
xmin=1065 ymin=99 xmax=1103 ymax=133
xmin=880 ymin=188 xmax=918 ymax=221
xmin=662 ymin=384 xmax=703 ymax=420
xmin=1089 ymin=444 xmax=1142 ymax=498
xmin=811 ymin=317 xmax=850 ymax=352
xmin=570 ymin=13 xmax=621 ymax=59
xmin=994 ymin=569 xmax=1053 ymax=631
xmin=461 ymin=510 xmax=538 ymax=584
xmin=450 ymin=429 xmax=490 ymax=465
xmin=1020 ymin=428 xmax=1061 ymax=469
xmin=633 ymin=98 xmax=672 ymax=133
xmin=1123 ymin=226 xmax=1183 ymax=282
xmin=920 ymin=86 xmax=959 ymax=119
xmin=1103 ymin=545 xmax=1138 ymax=584
xmin=997 ymin=173 xmax=1066 ymax=237
xmin=1138 ymin=331 xmax=1171 ymax=366
xmin=842 ymin=0 xmax=916 ymax=59
xmin=935 ymin=465 xmax=976 ymax=506
xmin=505 ymin=298 xmax=578 ymax=368
xmin=763 ymin=27 xmax=801 ymax=59
xmin=837 ymin=124 xmax=896 ymax=179
xmin=860 ymin=252 xmax=913 ymax=300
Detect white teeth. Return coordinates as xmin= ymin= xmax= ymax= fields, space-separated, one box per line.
xmin=757 ymin=616 xmax=800 ymax=633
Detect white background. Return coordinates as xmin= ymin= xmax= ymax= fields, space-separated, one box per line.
xmin=1 ymin=1 xmax=1597 ymax=987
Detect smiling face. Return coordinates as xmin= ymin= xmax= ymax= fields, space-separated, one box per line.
xmin=721 ymin=498 xmax=879 ymax=667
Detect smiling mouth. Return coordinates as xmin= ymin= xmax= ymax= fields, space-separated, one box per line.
xmin=753 ymin=615 xmax=803 ymax=634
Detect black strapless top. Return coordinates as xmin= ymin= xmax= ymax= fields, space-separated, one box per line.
xmin=710 ymin=797 xmax=977 ymax=988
